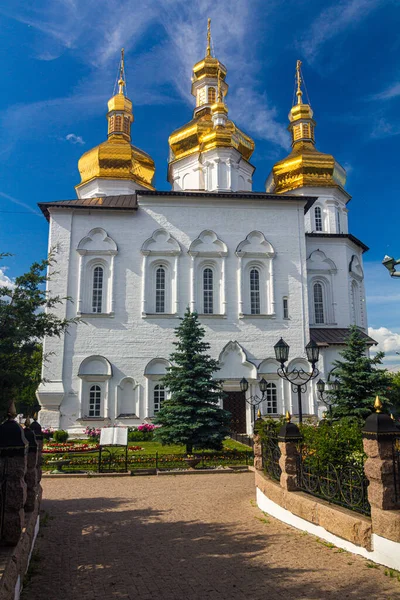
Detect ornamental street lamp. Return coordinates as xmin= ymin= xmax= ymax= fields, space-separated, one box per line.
xmin=274 ymin=338 xmax=320 ymax=423
xmin=240 ymin=376 xmax=268 ymax=431
xmin=316 ymin=378 xmax=339 ymax=420
xmin=382 ymin=255 xmax=400 ymax=278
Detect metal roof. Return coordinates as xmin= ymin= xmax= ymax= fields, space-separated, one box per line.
xmin=310 ymin=328 xmax=376 ymax=347
xmin=306 ymin=232 xmax=369 ymax=253
xmin=38 ymin=195 xmax=138 ymax=221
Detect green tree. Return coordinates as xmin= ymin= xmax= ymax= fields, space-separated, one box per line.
xmin=0 ymin=254 xmax=76 ymax=418
xmin=154 ymin=308 xmax=231 ymax=453
xmin=329 ymin=326 xmax=391 ymax=421
xmin=386 ymin=371 xmax=400 ymax=417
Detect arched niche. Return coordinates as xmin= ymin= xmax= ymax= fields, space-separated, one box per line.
xmin=77 ymin=227 xmax=117 ymax=255
xmin=236 ymin=231 xmax=275 ymax=257
xmin=189 ymin=230 xmax=228 ymax=257
xmin=78 ymin=355 xmax=112 ymax=380
xmin=141 ymin=229 xmax=181 ymax=256
xmin=349 ymin=255 xmax=364 ymax=281
xmin=144 ymin=358 xmax=171 ymax=377
xmin=258 ymin=357 xmax=280 ymax=376
xmin=117 ymin=377 xmax=139 ymax=417
xmin=217 ymin=341 xmax=257 ymax=380
xmin=307 ymin=249 xmax=337 ymax=274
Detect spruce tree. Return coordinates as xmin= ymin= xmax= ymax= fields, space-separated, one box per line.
xmin=154 ymin=308 xmax=231 ymax=454
xmin=329 ymin=326 xmax=391 ymax=421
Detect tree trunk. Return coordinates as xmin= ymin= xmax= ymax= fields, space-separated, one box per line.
xmin=186 ymin=442 xmax=193 ymax=455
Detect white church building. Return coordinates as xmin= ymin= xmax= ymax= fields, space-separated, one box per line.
xmin=37 ymin=36 xmax=374 ymax=435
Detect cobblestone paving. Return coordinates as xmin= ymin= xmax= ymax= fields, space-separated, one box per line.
xmin=24 ymin=473 xmax=400 ymax=600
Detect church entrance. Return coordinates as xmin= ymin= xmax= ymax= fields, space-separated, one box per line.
xmin=223 ymin=391 xmax=247 ymax=433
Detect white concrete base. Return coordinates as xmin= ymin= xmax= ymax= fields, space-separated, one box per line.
xmin=256 ymin=487 xmax=400 ymax=570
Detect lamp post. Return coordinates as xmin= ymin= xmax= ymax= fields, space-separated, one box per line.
xmin=316 ymin=378 xmax=339 ymax=421
xmin=382 ymin=255 xmax=400 ymax=278
xmin=274 ymin=338 xmax=320 ymax=423
xmin=239 ymin=376 xmax=268 ymax=431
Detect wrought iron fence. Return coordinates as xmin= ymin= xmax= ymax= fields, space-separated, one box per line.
xmin=262 ymin=434 xmax=281 ymax=481
xmin=42 ymin=449 xmax=253 ymax=473
xmin=0 ymin=458 xmax=7 ymax=540
xmin=296 ymin=450 xmax=370 ymax=516
xmin=230 ymin=432 xmax=254 ymax=448
xmin=393 ymin=437 xmax=400 ymax=504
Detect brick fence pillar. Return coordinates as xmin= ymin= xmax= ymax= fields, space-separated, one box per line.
xmin=253 ymin=434 xmax=263 ymax=471
xmin=278 ymin=412 xmax=302 ymax=491
xmin=362 ymin=397 xmax=400 ymax=511
xmin=23 ymin=419 xmax=38 ymax=513
xmin=0 ymin=405 xmax=28 ymax=545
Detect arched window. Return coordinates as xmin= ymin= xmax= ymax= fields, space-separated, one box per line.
xmin=89 ymin=385 xmax=101 ymax=417
xmin=208 ymin=87 xmax=216 ymax=104
xmin=155 ymin=267 xmax=166 ymax=313
xmin=250 ymin=269 xmax=260 ymax=315
xmin=154 ymin=384 xmax=165 ymax=414
xmin=313 ymin=282 xmax=325 ymax=324
xmin=314 ymin=206 xmax=323 ymax=232
xmin=92 ymin=266 xmax=104 ymax=313
xmin=203 ymin=268 xmax=213 ymax=314
xmin=265 ymin=383 xmax=277 ymax=414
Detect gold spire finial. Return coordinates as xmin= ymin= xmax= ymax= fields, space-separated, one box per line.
xmin=374 ymin=396 xmax=383 ymax=413
xmin=391 ymin=413 xmax=395 ymax=421
xmin=286 ymin=410 xmax=291 ymax=423
xmin=118 ymin=48 xmax=126 ymax=95
xmin=257 ymin=409 xmax=261 ymax=419
xmin=7 ymin=400 xmax=17 ymax=419
xmin=206 ymin=18 xmax=211 ymax=57
xmin=296 ymin=60 xmax=303 ymax=105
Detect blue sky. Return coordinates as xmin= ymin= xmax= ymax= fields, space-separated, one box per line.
xmin=1 ymin=0 xmax=400 ymax=362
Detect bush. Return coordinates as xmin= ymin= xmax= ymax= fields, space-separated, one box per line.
xmin=84 ymin=427 xmax=101 ymax=442
xmin=128 ymin=428 xmax=154 ymax=442
xmin=299 ymin=418 xmax=365 ymax=468
xmin=53 ymin=429 xmax=69 ymax=443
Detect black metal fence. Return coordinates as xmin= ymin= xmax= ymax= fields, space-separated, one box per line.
xmin=230 ymin=432 xmax=254 ymax=448
xmin=0 ymin=459 xmax=6 ymax=540
xmin=296 ymin=449 xmax=370 ymax=516
xmin=42 ymin=449 xmax=253 ymax=474
xmin=262 ymin=434 xmax=281 ymax=482
xmin=393 ymin=437 xmax=400 ymax=504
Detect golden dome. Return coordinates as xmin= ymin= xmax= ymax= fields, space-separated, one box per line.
xmin=168 ymin=19 xmax=254 ymax=166
xmin=76 ymin=49 xmax=155 ymax=192
xmin=267 ymin=61 xmax=346 ymax=194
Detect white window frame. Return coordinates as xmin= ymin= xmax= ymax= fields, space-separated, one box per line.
xmin=250 ymin=268 xmax=261 ymax=315
xmin=283 ymin=296 xmax=289 ymax=319
xmin=155 ymin=265 xmax=167 ymax=314
xmin=313 ymin=282 xmax=325 ymax=324
xmin=153 ymin=384 xmax=166 ymax=414
xmin=314 ymin=206 xmax=323 ymax=232
xmin=89 ymin=384 xmax=102 ymax=417
xmin=263 ymin=383 xmax=278 ymax=415
xmin=203 ymin=267 xmax=214 ymax=314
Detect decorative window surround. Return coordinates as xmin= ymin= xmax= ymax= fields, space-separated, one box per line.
xmin=349 ymin=254 xmax=365 ymax=328
xmin=144 ymin=358 xmax=171 ymax=418
xmin=307 ymin=249 xmax=337 ymax=326
xmin=188 ymin=230 xmax=228 ymax=316
xmin=236 ymin=231 xmax=275 ymax=318
xmin=141 ymin=229 xmax=181 ymax=316
xmin=78 ymin=355 xmax=112 ymax=420
xmin=77 ymin=228 xmax=118 ymax=316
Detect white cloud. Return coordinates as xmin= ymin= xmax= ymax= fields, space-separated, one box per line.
xmin=66 ymin=133 xmax=85 ymax=145
xmin=369 ymin=326 xmax=400 ymax=354
xmin=0 ymin=191 xmax=41 ymax=215
xmin=370 ymin=117 xmax=400 ymax=140
xmin=0 ymin=267 xmax=15 ymax=289
xmin=370 ymin=81 xmax=400 ymax=101
xmin=0 ymin=0 xmax=288 ymax=149
xmin=299 ymin=0 xmax=384 ymax=64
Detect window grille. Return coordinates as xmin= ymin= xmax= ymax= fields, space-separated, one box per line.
xmin=303 ymin=123 xmax=310 ymax=138
xmin=283 ymin=297 xmax=289 ymax=319
xmin=155 ymin=267 xmax=166 ymax=313
xmin=203 ymin=268 xmax=214 ymax=314
xmin=92 ymin=266 xmax=103 ymax=313
xmin=154 ymin=384 xmax=165 ymax=413
xmin=315 ymin=206 xmax=323 ymax=231
xmin=313 ymin=282 xmax=325 ymax=324
xmin=208 ymin=87 xmax=216 ymax=103
xmin=265 ymin=383 xmax=277 ymax=414
xmin=250 ymin=269 xmax=261 ymax=315
xmin=115 ymin=115 xmax=122 ymax=131
xmin=123 ymin=117 xmax=130 ymax=135
xmin=89 ymin=385 xmax=101 ymax=417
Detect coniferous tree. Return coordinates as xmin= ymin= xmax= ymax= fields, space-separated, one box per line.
xmin=329 ymin=326 xmax=391 ymax=421
xmin=154 ymin=308 xmax=231 ymax=453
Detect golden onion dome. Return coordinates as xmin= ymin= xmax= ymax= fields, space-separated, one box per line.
xmin=168 ymin=19 xmax=254 ymax=166
xmin=76 ymin=49 xmax=155 ymax=193
xmin=267 ymin=61 xmax=346 ymax=194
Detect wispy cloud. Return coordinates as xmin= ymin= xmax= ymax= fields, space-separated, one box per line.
xmin=0 ymin=191 xmax=41 ymax=215
xmin=370 ymin=81 xmax=400 ymax=101
xmin=370 ymin=118 xmax=400 ymax=140
xmin=1 ymin=0 xmax=287 ymax=149
xmin=0 ymin=266 xmax=14 ymax=289
xmin=299 ymin=0 xmax=384 ymax=64
xmin=66 ymin=133 xmax=85 ymax=145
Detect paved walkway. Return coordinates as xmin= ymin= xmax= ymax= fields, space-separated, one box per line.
xmin=24 ymin=473 xmax=399 ymax=600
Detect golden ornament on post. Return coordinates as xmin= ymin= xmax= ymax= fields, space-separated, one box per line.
xmin=285 ymin=410 xmax=291 ymax=423
xmin=374 ymin=396 xmax=383 ymax=413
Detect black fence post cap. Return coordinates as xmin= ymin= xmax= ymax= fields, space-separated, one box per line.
xmin=278 ymin=421 xmax=302 ymax=442
xmin=30 ymin=419 xmax=43 ymax=440
xmin=0 ymin=419 xmax=28 ymax=449
xmin=362 ymin=412 xmax=399 ymax=439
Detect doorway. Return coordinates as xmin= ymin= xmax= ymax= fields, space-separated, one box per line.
xmin=223 ymin=391 xmax=247 ymax=433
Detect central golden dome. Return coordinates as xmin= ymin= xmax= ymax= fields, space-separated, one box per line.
xmin=76 ymin=50 xmax=155 ymax=193
xmin=168 ymin=19 xmax=254 ymax=166
xmin=267 ymin=61 xmax=346 ymax=194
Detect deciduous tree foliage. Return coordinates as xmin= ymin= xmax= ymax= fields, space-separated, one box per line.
xmin=154 ymin=308 xmax=231 ymax=454
xmin=0 ymin=254 xmax=76 ymax=417
xmin=329 ymin=326 xmax=391 ymax=421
